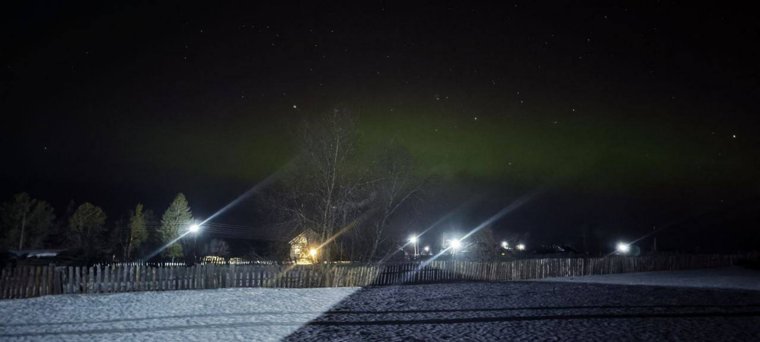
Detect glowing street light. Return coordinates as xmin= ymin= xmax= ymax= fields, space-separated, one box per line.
xmin=516 ymin=243 xmax=526 ymax=251
xmin=449 ymin=239 xmax=462 ymax=251
xmin=309 ymin=248 xmax=318 ymax=258
xmin=501 ymin=241 xmax=509 ymax=249
xmin=616 ymin=242 xmax=631 ymax=254
xmin=188 ymin=224 xmax=201 ymax=234
xmin=423 ymin=245 xmax=430 ymax=254
xmin=409 ymin=235 xmax=419 ymax=257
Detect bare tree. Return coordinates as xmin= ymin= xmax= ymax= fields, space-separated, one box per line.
xmin=470 ymin=226 xmax=498 ymax=261
xmin=364 ymin=144 xmax=423 ymax=261
xmin=269 ymin=109 xmax=372 ymax=261
xmin=265 ymin=109 xmax=422 ymax=262
xmin=0 ymin=193 xmax=55 ymax=250
xmin=127 ymin=203 xmax=148 ymax=259
xmin=108 ymin=217 xmax=129 ymax=260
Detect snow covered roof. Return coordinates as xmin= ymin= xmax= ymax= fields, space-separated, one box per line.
xmin=288 ymin=228 xmax=321 ymax=245
xmin=9 ymin=249 xmax=64 ymax=258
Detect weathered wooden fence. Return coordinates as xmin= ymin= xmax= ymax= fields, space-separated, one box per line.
xmin=0 ymin=254 xmax=749 ymax=300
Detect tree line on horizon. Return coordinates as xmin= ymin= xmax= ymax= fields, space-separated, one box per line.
xmin=0 ymin=192 xmax=201 ymax=261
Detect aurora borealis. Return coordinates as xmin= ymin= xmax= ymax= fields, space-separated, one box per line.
xmin=2 ymin=2 xmax=759 ymax=252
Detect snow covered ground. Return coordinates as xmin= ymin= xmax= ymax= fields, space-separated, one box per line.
xmin=286 ymin=274 xmax=760 ymax=340
xmin=3 ymin=268 xmax=760 ymax=341
xmin=541 ymin=266 xmax=760 ymax=291
xmin=0 ymin=287 xmax=358 ymax=341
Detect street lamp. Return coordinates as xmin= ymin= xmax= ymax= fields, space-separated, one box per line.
xmin=501 ymin=241 xmax=509 ymax=249
xmin=188 ymin=223 xmax=201 ymax=264
xmin=516 ymin=243 xmax=526 ymax=251
xmin=409 ymin=235 xmax=419 ymax=258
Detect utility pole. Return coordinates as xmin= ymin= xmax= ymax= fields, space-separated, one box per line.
xmin=18 ymin=211 xmax=27 ymax=250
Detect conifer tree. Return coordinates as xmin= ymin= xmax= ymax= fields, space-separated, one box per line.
xmin=159 ymin=194 xmax=192 ymax=259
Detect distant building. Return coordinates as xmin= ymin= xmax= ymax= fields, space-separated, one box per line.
xmin=288 ymin=228 xmax=322 ymax=264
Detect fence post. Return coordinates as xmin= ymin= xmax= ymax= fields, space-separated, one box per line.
xmin=51 ymin=265 xmax=59 ymax=295
xmin=25 ymin=267 xmax=33 ymax=298
xmin=0 ymin=268 xmax=5 ymax=299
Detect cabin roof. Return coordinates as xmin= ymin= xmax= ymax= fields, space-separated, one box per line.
xmin=288 ymin=228 xmax=321 ymax=244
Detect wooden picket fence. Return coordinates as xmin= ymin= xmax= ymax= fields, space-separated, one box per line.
xmin=0 ymin=264 xmax=60 ymax=299
xmin=0 ymin=254 xmax=749 ymax=300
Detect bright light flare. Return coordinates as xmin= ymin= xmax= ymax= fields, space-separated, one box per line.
xmin=409 ymin=235 xmax=418 ymax=244
xmin=143 ymin=230 xmax=191 ymax=261
xmin=449 ymin=239 xmax=462 ymax=250
xmin=198 ymin=164 xmax=288 ymax=226
xmin=407 ymin=188 xmax=544 ymax=283
xmin=459 ymin=188 xmax=546 ymax=243
xmin=516 ymin=243 xmax=526 ymax=251
xmin=616 ymin=242 xmax=631 ymax=254
xmin=309 ymin=248 xmax=318 ymax=257
xmin=188 ymin=224 xmax=201 ymax=234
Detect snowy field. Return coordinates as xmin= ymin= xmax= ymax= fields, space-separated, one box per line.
xmin=287 ymin=281 xmax=760 ymax=341
xmin=285 ymin=267 xmax=760 ymax=341
xmin=541 ymin=266 xmax=760 ymax=291
xmin=0 ymin=287 xmax=359 ymax=341
xmin=2 ymin=268 xmax=760 ymax=341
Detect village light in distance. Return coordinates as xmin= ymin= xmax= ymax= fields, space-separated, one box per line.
xmin=423 ymin=246 xmax=430 ymax=253
xmin=409 ymin=234 xmax=419 ymax=257
xmin=616 ymin=242 xmax=631 ymax=254
xmin=516 ymin=243 xmax=526 ymax=251
xmin=501 ymin=241 xmax=509 ymax=249
xmin=450 ymin=239 xmax=462 ymax=250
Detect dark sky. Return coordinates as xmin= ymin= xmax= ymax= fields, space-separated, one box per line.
xmin=2 ymin=1 xmax=759 ymax=252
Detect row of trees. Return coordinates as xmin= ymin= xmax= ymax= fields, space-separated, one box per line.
xmin=0 ymin=192 xmax=195 ymax=261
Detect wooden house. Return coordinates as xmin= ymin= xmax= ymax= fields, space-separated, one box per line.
xmin=288 ymin=228 xmax=322 ymax=264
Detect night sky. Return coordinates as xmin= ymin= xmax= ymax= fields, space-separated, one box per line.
xmin=2 ymin=1 xmax=759 ymax=252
